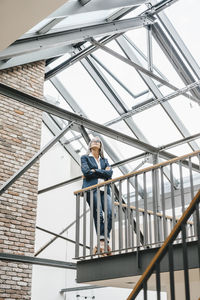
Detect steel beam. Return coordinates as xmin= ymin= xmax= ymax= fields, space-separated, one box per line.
xmin=0 ymin=121 xmax=73 ymax=196
xmin=105 ymin=80 xmax=200 ymax=127
xmin=90 ymin=54 xmax=136 ymax=99
xmin=0 ymin=45 xmax=73 ymax=71
xmin=45 ymin=35 xmax=121 ymax=80
xmin=142 ymin=0 xmax=180 ymax=16
xmin=49 ymin=76 xmax=92 ymax=145
xmin=36 ymin=226 xmax=90 ymax=249
xmin=90 ymin=38 xmax=200 ymax=104
xmin=0 ymin=83 xmax=195 ymax=162
xmin=37 ymin=17 xmax=66 ymax=35
xmin=77 ymin=241 xmax=198 ymax=283
xmin=159 ymin=132 xmax=200 ymax=151
xmin=0 ymin=17 xmax=153 ymax=62
xmin=0 ymin=253 xmax=76 ymax=269
xmin=147 ymin=25 xmax=153 ymax=72
xmin=123 ymin=34 xmax=168 ymax=80
xmin=151 ymin=22 xmax=200 ymax=100
xmin=42 ymin=113 xmax=81 ymax=165
xmin=34 ymin=212 xmax=87 ymax=257
xmin=60 ymin=285 xmax=104 ymax=293
xmin=156 ymin=11 xmax=200 ymax=80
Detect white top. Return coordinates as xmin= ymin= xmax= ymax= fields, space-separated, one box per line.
xmin=90 ymin=153 xmax=104 ymax=191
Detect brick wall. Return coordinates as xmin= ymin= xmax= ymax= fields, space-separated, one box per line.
xmin=0 ymin=62 xmax=45 ymax=299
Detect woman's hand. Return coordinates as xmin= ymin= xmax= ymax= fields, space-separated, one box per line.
xmin=105 ymin=166 xmax=111 ymax=170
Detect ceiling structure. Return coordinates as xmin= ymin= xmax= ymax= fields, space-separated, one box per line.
xmin=1 ymin=0 xmax=200 ymax=196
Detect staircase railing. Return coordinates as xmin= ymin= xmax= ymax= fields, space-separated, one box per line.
xmin=74 ymin=150 xmax=200 ymax=259
xmin=127 ymin=189 xmax=200 ymax=300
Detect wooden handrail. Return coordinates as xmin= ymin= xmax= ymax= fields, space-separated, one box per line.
xmin=127 ymin=189 xmax=200 ymax=300
xmin=74 ymin=150 xmax=200 ymax=195
xmin=114 ymin=201 xmax=194 ymax=225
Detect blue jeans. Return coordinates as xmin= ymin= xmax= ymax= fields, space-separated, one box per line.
xmin=87 ymin=190 xmax=112 ymax=241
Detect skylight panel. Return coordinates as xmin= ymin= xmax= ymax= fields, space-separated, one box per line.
xmin=56 ymin=62 xmax=120 ymax=123
xmin=165 ymin=0 xmax=200 ymax=66
xmin=169 ymin=96 xmax=200 ymax=134
xmin=133 ymin=104 xmax=183 ymax=147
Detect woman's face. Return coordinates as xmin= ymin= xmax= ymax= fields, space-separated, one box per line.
xmin=90 ymin=141 xmax=101 ymax=153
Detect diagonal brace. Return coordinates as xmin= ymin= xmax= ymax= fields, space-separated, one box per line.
xmin=90 ymin=38 xmax=200 ymax=104
xmin=0 ymin=121 xmax=74 ymax=196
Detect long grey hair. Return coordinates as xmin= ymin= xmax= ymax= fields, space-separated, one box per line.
xmin=86 ymin=136 xmax=105 ymax=158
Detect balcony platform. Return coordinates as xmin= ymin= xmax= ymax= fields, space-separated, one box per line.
xmin=77 ymin=240 xmax=199 ymax=289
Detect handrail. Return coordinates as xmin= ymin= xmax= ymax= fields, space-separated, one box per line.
xmin=74 ymin=150 xmax=200 ymax=195
xmin=127 ymin=189 xmax=200 ymax=300
xmin=114 ymin=201 xmax=194 ymax=225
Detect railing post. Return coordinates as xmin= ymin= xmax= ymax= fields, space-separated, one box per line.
xmin=111 ymin=183 xmax=115 ymax=253
xmin=127 ymin=178 xmax=131 ymax=250
xmin=97 ymin=188 xmax=101 ymax=254
xmin=143 ymin=172 xmax=148 ymax=247
xmin=83 ymin=192 xmax=87 ymax=258
xmin=90 ymin=190 xmax=94 ymax=257
xmin=160 ymin=166 xmax=167 ymax=240
xmin=170 ymin=163 xmax=176 ymax=227
xmin=195 ymin=201 xmax=200 ymax=268
xmin=181 ymin=224 xmax=190 ymax=300
xmin=189 ymin=156 xmax=197 ymax=238
xmin=118 ymin=180 xmax=123 ymax=253
xmin=179 ymin=160 xmax=185 ymax=214
xmin=75 ymin=193 xmax=80 ymax=258
xmin=152 ymin=168 xmax=159 ymax=245
xmin=135 ymin=175 xmax=140 ymax=248
xmin=104 ymin=186 xmax=108 ymax=253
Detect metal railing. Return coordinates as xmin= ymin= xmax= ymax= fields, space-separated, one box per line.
xmin=74 ymin=150 xmax=200 ymax=259
xmin=127 ymin=189 xmax=200 ymax=300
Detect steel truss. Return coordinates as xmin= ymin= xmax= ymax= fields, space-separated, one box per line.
xmin=1 ymin=82 xmax=199 ymax=198
xmin=0 ymin=16 xmax=153 ymax=62
xmin=0 ymin=253 xmax=76 ymax=269
xmin=90 ymin=38 xmax=200 ymax=105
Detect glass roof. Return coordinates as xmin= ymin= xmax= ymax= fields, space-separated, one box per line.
xmin=39 ymin=0 xmax=200 ymax=174
xmin=165 ymin=0 xmax=200 ymax=66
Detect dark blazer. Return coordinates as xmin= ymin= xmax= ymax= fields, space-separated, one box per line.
xmin=81 ymin=155 xmax=113 ymax=194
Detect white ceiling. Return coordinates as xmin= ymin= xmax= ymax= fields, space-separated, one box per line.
xmin=0 ymin=0 xmax=70 ymax=52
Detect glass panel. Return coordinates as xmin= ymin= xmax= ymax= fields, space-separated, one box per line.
xmin=53 ymin=9 xmax=119 ymax=30
xmin=125 ymin=27 xmax=147 ymax=63
xmin=109 ymin=121 xmax=138 ymax=138
xmin=169 ymin=96 xmax=200 ymax=134
xmin=46 ymin=53 xmax=71 ymax=69
xmin=44 ymin=81 xmax=73 ymax=112
xmin=165 ymin=143 xmax=192 ymax=157
xmin=165 ymin=0 xmax=200 ymax=65
xmin=133 ymin=104 xmax=183 ymax=146
xmin=152 ymin=31 xmax=185 ymax=88
xmin=56 ymin=62 xmax=120 ymax=123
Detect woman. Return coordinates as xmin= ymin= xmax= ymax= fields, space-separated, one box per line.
xmin=81 ymin=136 xmax=113 ymax=256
